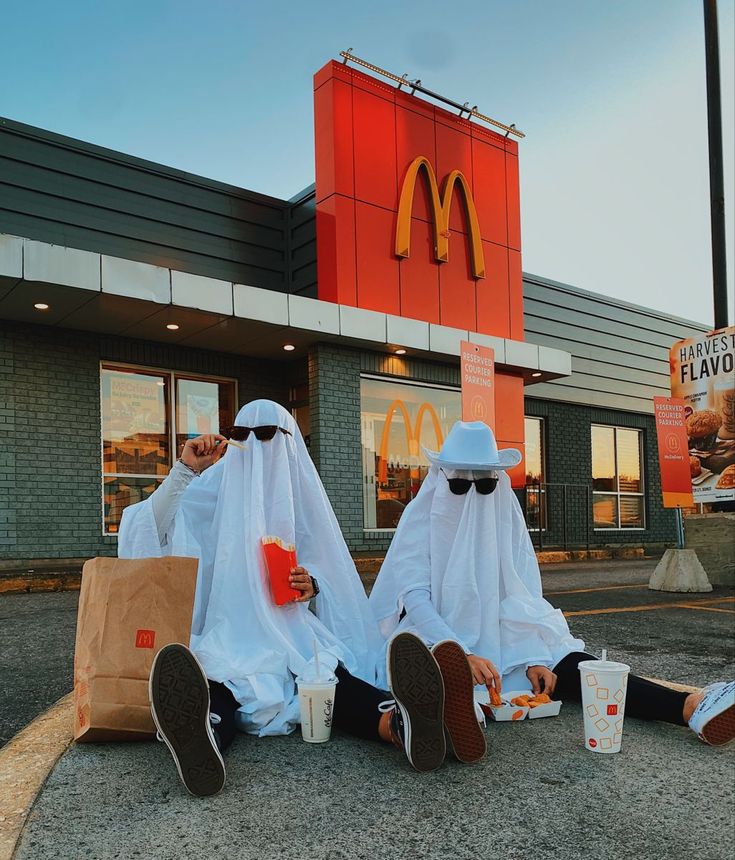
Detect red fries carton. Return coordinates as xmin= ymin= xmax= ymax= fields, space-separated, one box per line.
xmin=262 ymin=536 xmax=300 ymax=605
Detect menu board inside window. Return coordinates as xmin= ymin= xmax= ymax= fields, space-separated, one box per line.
xmin=102 ymin=368 xmax=170 ymax=476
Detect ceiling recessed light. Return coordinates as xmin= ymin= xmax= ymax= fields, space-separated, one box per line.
xmin=283 ymin=344 xmax=296 ymax=352
xmin=394 ymin=348 xmax=407 ymax=355
xmin=166 ymin=323 xmax=180 ymax=331
xmin=34 ymin=303 xmax=50 ymax=310
xmin=531 ymin=371 xmax=542 ymax=378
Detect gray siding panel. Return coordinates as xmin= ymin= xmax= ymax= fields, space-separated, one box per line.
xmin=524 ymin=274 xmax=709 ymax=415
xmin=0 ymin=117 xmax=291 ymax=290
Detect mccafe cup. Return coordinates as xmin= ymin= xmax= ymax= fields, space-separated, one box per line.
xmin=578 ymin=660 xmax=630 ymax=754
xmin=296 ymin=676 xmax=338 ymax=743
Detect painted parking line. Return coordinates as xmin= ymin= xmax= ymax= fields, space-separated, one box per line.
xmin=564 ymin=597 xmax=735 ymax=618
xmin=545 ymin=584 xmax=646 ymax=596
xmin=676 ymin=604 xmax=735 ymax=614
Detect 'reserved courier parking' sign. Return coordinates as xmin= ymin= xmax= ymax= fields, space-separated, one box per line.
xmin=461 ymin=340 xmax=495 ymax=429
xmin=653 ymin=396 xmax=694 ymax=508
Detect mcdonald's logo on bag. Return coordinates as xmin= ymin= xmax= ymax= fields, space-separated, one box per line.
xmin=395 ymin=156 xmax=486 ymax=279
xmin=135 ymin=629 xmax=156 ymax=649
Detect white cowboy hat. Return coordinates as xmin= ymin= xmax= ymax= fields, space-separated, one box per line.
xmin=423 ymin=421 xmax=522 ymax=471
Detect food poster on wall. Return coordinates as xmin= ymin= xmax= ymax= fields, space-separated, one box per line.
xmin=177 ymin=379 xmax=221 ymax=437
xmin=670 ymin=326 xmax=735 ymax=503
xmin=103 ymin=371 xmax=169 ymax=475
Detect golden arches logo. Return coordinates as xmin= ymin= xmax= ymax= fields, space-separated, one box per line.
xmin=378 ymin=399 xmax=445 ymax=484
xmin=395 ymin=156 xmax=486 ymax=279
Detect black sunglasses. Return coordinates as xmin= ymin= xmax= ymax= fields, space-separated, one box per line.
xmin=226 ymin=425 xmax=292 ymax=442
xmin=441 ymin=469 xmax=498 ymax=496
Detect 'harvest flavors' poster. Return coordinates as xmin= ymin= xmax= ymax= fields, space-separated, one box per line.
xmin=669 ymin=326 xmax=735 ymax=503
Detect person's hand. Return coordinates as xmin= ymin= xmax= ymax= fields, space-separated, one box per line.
xmin=467 ymin=654 xmax=501 ymax=693
xmin=289 ymin=566 xmax=315 ymax=603
xmin=526 ymin=665 xmax=557 ymax=696
xmin=180 ymin=434 xmax=228 ymax=473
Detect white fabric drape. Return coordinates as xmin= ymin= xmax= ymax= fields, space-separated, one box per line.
xmin=369 ymin=467 xmax=584 ymax=690
xmin=118 ymin=399 xmax=381 ymax=736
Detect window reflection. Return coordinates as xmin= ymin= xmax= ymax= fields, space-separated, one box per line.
xmin=524 ymin=417 xmax=546 ymax=531
xmin=101 ymin=365 xmax=235 ymax=534
xmin=591 ymin=425 xmax=645 ymax=529
xmin=592 ymin=426 xmax=616 ymax=491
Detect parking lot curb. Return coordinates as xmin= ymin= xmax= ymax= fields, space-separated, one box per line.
xmin=0 ymin=694 xmax=73 ymax=860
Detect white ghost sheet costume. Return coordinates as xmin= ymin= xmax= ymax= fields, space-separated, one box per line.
xmin=118 ymin=400 xmax=381 ymax=736
xmin=369 ymin=423 xmax=583 ymax=691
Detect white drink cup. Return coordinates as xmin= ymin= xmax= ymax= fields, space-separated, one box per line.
xmin=296 ymin=676 xmax=338 ymax=743
xmin=578 ymin=659 xmax=630 ymax=754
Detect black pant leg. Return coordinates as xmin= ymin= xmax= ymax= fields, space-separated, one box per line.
xmin=332 ymin=665 xmax=390 ymax=741
xmin=553 ymin=652 xmax=688 ymax=726
xmin=208 ymin=680 xmax=240 ymax=752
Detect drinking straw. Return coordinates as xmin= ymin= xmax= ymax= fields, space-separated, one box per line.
xmin=313 ymin=639 xmax=322 ymax=682
xmin=601 ymin=649 xmax=607 ymax=662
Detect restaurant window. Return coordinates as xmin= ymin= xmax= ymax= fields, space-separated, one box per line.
xmin=524 ymin=416 xmax=546 ymax=530
xmin=360 ymin=376 xmax=461 ymax=530
xmin=591 ymin=425 xmax=645 ymax=529
xmin=102 ymin=364 xmax=236 ymax=535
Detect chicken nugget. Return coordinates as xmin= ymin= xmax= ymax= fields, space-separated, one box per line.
xmin=489 ymin=686 xmax=502 ymax=707
xmin=511 ymin=695 xmax=531 ymax=707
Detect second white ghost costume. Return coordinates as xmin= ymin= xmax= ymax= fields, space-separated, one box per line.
xmin=369 ymin=422 xmax=584 ymax=691
xmin=118 ymin=400 xmax=382 ymax=736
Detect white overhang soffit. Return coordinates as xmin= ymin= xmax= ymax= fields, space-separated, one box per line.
xmin=0 ymin=235 xmax=571 ymax=384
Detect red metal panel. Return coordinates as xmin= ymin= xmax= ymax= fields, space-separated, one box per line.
xmin=314 ymin=77 xmax=354 ymax=204
xmin=476 ymin=241 xmax=510 ymax=338
xmin=353 ymin=87 xmax=397 ymax=210
xmin=398 ymin=216 xmax=440 ymax=323
xmin=505 ymin=152 xmax=521 ymax=251
xmin=439 ymin=241 xmax=476 ymax=331
xmin=508 ymin=248 xmax=524 ymax=340
xmin=495 ymin=371 xmax=525 ymax=487
xmin=316 ymin=196 xmax=356 ymax=306
xmin=471 ymin=136 xmax=507 ymax=246
xmin=395 ymin=104 xmax=436 ymax=223
xmin=436 ymin=121 xmax=473 ymax=234
xmin=355 ymin=202 xmax=400 ymax=314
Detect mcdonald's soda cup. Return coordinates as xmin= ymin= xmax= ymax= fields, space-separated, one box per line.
xmin=578 ymin=660 xmax=630 ymax=753
xmin=296 ymin=675 xmax=338 ymax=743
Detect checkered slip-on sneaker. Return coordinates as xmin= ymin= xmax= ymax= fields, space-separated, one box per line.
xmin=387 ymin=632 xmax=446 ymax=772
xmin=431 ymin=640 xmax=487 ymax=764
xmin=149 ymin=643 xmax=226 ymax=797
xmin=688 ymin=681 xmax=735 ymax=747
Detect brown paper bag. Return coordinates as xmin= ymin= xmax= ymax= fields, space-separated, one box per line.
xmin=74 ymin=556 xmax=198 ymax=742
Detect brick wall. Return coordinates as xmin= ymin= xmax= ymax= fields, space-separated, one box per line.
xmin=309 ymin=346 xmax=678 ymax=554
xmin=526 ymin=399 xmax=676 ymax=547
xmin=0 ymin=320 xmax=291 ymax=562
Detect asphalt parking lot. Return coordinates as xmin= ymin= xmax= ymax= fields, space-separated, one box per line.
xmin=3 ymin=559 xmax=735 ymax=860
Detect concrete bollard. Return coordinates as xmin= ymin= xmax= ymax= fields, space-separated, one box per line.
xmin=648 ymin=548 xmax=713 ymax=593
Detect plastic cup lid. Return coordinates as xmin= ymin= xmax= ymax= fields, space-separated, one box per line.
xmin=578 ymin=659 xmax=630 ymax=673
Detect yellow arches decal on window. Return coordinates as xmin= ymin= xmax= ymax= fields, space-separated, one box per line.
xmin=394 ymin=155 xmax=486 ymax=279
xmin=377 ymin=399 xmax=445 ymax=484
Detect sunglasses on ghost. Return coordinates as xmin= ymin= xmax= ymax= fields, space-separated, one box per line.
xmin=226 ymin=425 xmax=293 ymax=442
xmin=441 ymin=469 xmax=499 ymax=495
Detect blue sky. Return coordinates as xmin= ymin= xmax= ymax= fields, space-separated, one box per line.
xmin=2 ymin=0 xmax=733 ymax=325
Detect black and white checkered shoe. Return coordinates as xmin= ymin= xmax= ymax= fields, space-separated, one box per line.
xmin=149 ymin=643 xmax=226 ymax=797
xmin=385 ymin=632 xmax=446 ymax=772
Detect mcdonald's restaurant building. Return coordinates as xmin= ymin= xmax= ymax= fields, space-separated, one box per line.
xmin=0 ymin=59 xmax=710 ymax=571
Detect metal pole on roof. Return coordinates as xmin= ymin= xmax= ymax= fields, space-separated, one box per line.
xmin=702 ymin=0 xmax=729 ymax=328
